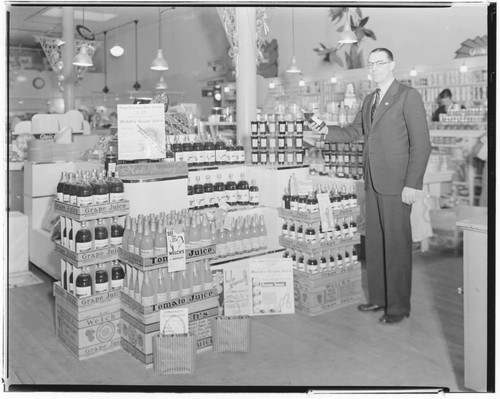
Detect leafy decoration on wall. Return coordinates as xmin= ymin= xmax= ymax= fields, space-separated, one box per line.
xmin=314 ymin=7 xmax=376 ymax=70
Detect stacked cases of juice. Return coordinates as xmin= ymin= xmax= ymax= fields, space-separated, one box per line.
xmin=278 ymin=182 xmax=362 ymax=316
xmin=118 ymin=209 xmax=220 ymax=368
xmin=250 ymin=118 xmax=305 ymax=166
xmin=53 ymin=168 xmax=130 ymax=360
xmin=322 ymin=141 xmax=364 ymax=180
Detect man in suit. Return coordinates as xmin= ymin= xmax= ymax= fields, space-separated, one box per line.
xmin=307 ymin=48 xmax=431 ymax=324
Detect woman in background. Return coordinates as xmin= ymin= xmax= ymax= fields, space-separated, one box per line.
xmin=431 ymin=88 xmax=465 ymax=122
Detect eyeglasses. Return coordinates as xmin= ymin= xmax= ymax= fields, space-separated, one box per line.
xmin=367 ymin=60 xmax=391 ymax=69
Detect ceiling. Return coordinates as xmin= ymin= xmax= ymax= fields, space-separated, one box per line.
xmin=6 ymin=4 xmax=201 ymax=49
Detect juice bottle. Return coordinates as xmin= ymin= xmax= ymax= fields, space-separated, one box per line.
xmin=214 ymin=173 xmax=226 ymax=204
xmin=94 ymin=218 xmax=109 ymax=249
xmin=62 ymin=172 xmax=73 ymax=203
xmin=305 ymin=224 xmax=316 ymax=245
xmin=281 ymin=219 xmax=288 ymax=238
xmin=352 ymin=246 xmax=358 ymax=263
xmin=172 ymin=134 xmax=183 ymax=162
xmin=134 ymin=220 xmax=144 ymax=255
xmin=192 ymin=262 xmax=202 ymax=293
xmin=296 ymin=224 xmax=304 ymax=242
xmin=75 ymin=221 xmax=92 ymax=253
xmin=225 ymin=173 xmax=237 ymax=206
xmin=77 ymin=172 xmax=93 ymax=206
xmin=69 ymin=266 xmax=74 ymax=293
xmin=215 ymin=134 xmax=227 ymax=165
xmin=56 ymin=172 xmax=67 ymax=201
xmin=105 ymin=145 xmax=117 ymax=176
xmin=204 ymin=175 xmax=215 ymax=208
xmin=75 ymin=267 xmax=92 ymax=298
xmin=258 ymin=214 xmax=267 ymax=249
xmin=297 ymin=252 xmax=305 ymax=272
xmin=249 ymin=179 xmax=259 ymax=206
xmin=342 ymin=217 xmax=349 ymax=237
xmin=234 ymin=218 xmax=244 ymax=254
xmin=164 ymin=142 xmax=175 ymax=162
xmin=111 ymin=260 xmax=125 ymax=290
xmin=236 ymin=139 xmax=245 ymax=164
xmin=95 ymin=263 xmax=109 ymax=293
xmin=140 ymin=223 xmax=155 ymax=257
xmin=225 ymin=221 xmax=236 ymax=256
xmin=183 ymin=135 xmax=194 ymax=167
xmin=121 ymin=216 xmax=132 ymax=248
xmin=193 ymin=134 xmax=205 ymax=166
xmin=154 ymin=219 xmax=167 ymax=256
xmin=282 ymin=187 xmax=291 ymax=209
xmin=69 ymin=171 xmax=82 ymax=205
xmin=203 ymin=261 xmax=213 ymax=290
xmin=157 ymin=269 xmax=168 ymax=303
xmin=250 ymin=215 xmax=261 ymax=251
xmin=128 ymin=269 xmax=135 ymax=298
xmin=108 ymin=170 xmax=125 ymax=202
xmin=134 ymin=271 xmax=141 ymax=303
xmin=110 ymin=217 xmax=124 ymax=246
xmin=243 ymin=216 xmax=253 ymax=253
xmin=226 ymin=139 xmax=237 ymax=164
xmin=93 ymin=170 xmax=109 ymax=205
xmin=297 ymin=194 xmax=307 ymax=213
xmin=216 ymin=222 xmax=228 ymax=257
xmin=199 ymin=214 xmax=211 ymax=246
xmin=204 ymin=133 xmax=216 ymax=166
xmin=237 ymin=173 xmax=249 ymax=206
xmin=349 ymin=216 xmax=357 ymax=236
xmin=193 ymin=175 xmax=205 ymax=210
xmin=189 ymin=215 xmax=201 ymax=248
xmin=187 ymin=178 xmax=194 ymax=209
xmin=127 ymin=218 xmax=137 ymax=253
xmin=320 ymin=252 xmax=328 ymax=272
xmin=141 ymin=271 xmax=155 ymax=306
xmin=307 ymin=255 xmax=319 ymax=274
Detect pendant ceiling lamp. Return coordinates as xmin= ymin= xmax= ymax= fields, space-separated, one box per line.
xmin=72 ymin=7 xmax=93 ymax=67
xmin=110 ymin=17 xmax=124 ymax=57
xmin=102 ymin=31 xmax=109 ymax=93
xmin=338 ymin=9 xmax=358 ymax=44
xmin=286 ymin=8 xmax=301 ymax=74
xmin=151 ymin=7 xmax=169 ymax=71
xmin=133 ymin=20 xmax=141 ymax=91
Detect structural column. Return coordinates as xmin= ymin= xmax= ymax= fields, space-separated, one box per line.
xmin=62 ymin=7 xmax=75 ymax=111
xmin=235 ymin=7 xmax=257 ymax=161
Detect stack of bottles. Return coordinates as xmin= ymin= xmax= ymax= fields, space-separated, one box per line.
xmin=187 ymin=172 xmax=259 ymax=210
xmin=168 ymin=133 xmax=245 ymax=167
xmin=282 ymin=246 xmax=358 ymax=274
xmin=61 ymin=216 xmax=125 ymax=253
xmin=122 ymin=260 xmax=214 ymax=306
xmin=321 ymin=142 xmax=364 ymax=180
xmin=56 ymin=168 xmax=125 ymax=205
xmin=62 ymin=260 xmax=126 ymax=298
xmin=281 ymin=184 xmax=358 ymax=213
xmin=120 ymin=209 xmax=268 ymax=257
xmin=250 ymin=119 xmax=304 ymax=166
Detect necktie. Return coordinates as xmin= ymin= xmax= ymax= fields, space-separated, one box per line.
xmin=371 ymin=88 xmax=380 ymax=123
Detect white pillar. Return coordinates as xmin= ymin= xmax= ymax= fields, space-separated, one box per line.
xmin=62 ymin=7 xmax=75 ymax=111
xmin=235 ymin=7 xmax=257 ymax=162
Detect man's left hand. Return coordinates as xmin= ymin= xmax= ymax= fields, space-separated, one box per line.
xmin=402 ymin=187 xmax=423 ymax=205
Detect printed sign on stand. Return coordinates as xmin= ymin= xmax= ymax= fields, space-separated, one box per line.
xmin=117 ymin=103 xmax=166 ymax=161
xmin=317 ymin=192 xmax=334 ymax=232
xmin=166 ymin=230 xmax=186 ymax=272
xmin=222 ymin=266 xmax=252 ymax=316
xmin=249 ymin=258 xmax=295 ymax=316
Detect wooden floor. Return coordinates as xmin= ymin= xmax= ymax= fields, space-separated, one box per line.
xmin=5 ymin=249 xmax=474 ymax=393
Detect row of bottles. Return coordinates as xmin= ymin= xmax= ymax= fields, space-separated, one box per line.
xmin=283 ymin=245 xmax=359 ymax=274
xmin=168 ymin=133 xmax=245 ymax=166
xmin=251 ymin=148 xmax=304 ymax=166
xmin=321 ymin=142 xmax=365 ymax=180
xmin=281 ymin=217 xmax=357 ymax=244
xmin=56 ymin=169 xmax=124 ymax=205
xmin=121 ymin=210 xmax=268 ymax=256
xmin=61 ymin=216 xmax=124 ymax=253
xmin=251 ymin=120 xmax=305 ymax=136
xmin=62 ymin=260 xmax=125 ymax=297
xmin=188 ymin=172 xmax=259 ymax=210
xmin=282 ymin=184 xmax=358 ymax=213
xmin=122 ymin=261 xmax=214 ymax=305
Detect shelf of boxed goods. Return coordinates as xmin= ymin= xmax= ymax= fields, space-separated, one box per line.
xmin=52 ymin=199 xmax=131 ymax=360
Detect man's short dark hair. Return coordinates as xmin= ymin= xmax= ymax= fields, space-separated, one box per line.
xmin=370 ymin=48 xmax=394 ymax=61
xmin=438 ymin=89 xmax=452 ymax=99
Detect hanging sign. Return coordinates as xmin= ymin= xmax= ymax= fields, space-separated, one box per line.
xmin=454 ymin=35 xmax=487 ymax=58
xmin=117 ymin=103 xmax=166 ymax=161
xmin=317 ymin=192 xmax=334 ymax=232
xmin=166 ymin=229 xmax=186 ymax=272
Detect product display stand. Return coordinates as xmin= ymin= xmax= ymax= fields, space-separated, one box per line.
xmin=53 ymin=200 xmax=130 ymax=360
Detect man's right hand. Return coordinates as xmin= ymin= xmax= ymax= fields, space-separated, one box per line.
xmin=305 ymin=116 xmax=328 ymax=135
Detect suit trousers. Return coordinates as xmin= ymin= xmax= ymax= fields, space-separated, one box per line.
xmin=364 ymin=161 xmax=413 ymax=316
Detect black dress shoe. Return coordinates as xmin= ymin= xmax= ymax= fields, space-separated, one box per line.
xmin=379 ymin=313 xmax=409 ymax=324
xmin=358 ymin=303 xmax=385 ymax=312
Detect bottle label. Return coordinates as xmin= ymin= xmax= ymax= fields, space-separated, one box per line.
xmin=154 ymin=246 xmax=167 ymax=256
xmin=69 ymin=282 xmax=75 ymax=293
xmin=286 ymin=152 xmax=294 ymax=164
xmin=282 ymin=228 xmax=288 ymax=238
xmin=244 ymin=238 xmax=253 ymax=252
xmin=70 ymin=195 xmax=77 ymax=205
xmin=237 ymin=190 xmax=249 ymax=203
xmin=94 ymin=239 xmax=108 ymax=249
xmin=157 ymin=292 xmax=168 ymax=303
xmin=188 ymin=195 xmax=195 ymax=209
xmin=289 ymin=230 xmax=296 ymax=240
xmin=260 ymin=153 xmax=268 ymax=164
xmin=298 ymin=202 xmax=306 ymax=213
xmin=94 ymin=194 xmax=109 ymax=205
xmin=278 ymin=138 xmax=285 ymax=147
xmin=197 ymin=193 xmax=206 ymax=208
xmin=142 ymin=295 xmax=155 ymax=306
xmin=206 ymin=152 xmax=216 ymax=163
xmin=76 ymin=285 xmax=92 ymax=297
xmin=251 ymin=236 xmax=260 ymax=251
xmin=235 ymin=239 xmax=244 ymax=253
xmin=306 ymin=203 xmax=315 ymax=213
xmin=108 ymin=162 xmax=117 ymax=173
xmin=215 ymin=149 xmax=226 ymax=163
xmin=249 ymin=191 xmax=259 ymax=205
xmin=182 ymin=288 xmax=191 ymax=297
xmin=269 ymin=137 xmax=276 ymax=148
xmin=197 ymin=152 xmax=205 ymax=164
xmin=350 ymin=226 xmax=357 ymax=235
xmin=228 ymin=191 xmax=237 ymax=204
xmin=175 ymin=152 xmax=184 ymax=162
xmin=269 ymin=152 xmax=276 ymax=164
xmin=306 ymin=234 xmax=317 ymax=245
xmin=296 ymin=151 xmax=303 ymax=164
xmin=335 ymin=230 xmax=342 ymax=239
xmin=95 ymin=282 xmax=109 ymax=293
xmin=286 ymin=137 xmax=294 ymax=148
xmin=259 ymin=235 xmax=267 ymax=249
xmin=164 ymin=157 xmax=175 ymax=163
xmin=297 ymin=231 xmax=303 ymax=241
xmin=184 ymin=151 xmax=193 ymax=164
xmin=111 ymin=278 xmax=124 ymax=290
xmin=230 ymin=152 xmax=238 ymax=164
xmin=193 ymin=284 xmax=202 ymax=293
xmin=170 ymin=290 xmax=180 ymax=299
xmin=216 ymin=242 xmax=227 ymax=257
xmin=308 ymin=264 xmax=319 ymax=274
xmin=134 ymin=292 xmax=141 ymax=302
xmin=110 ymin=236 xmax=122 ymax=246
xmin=128 ymin=243 xmax=135 ymax=253
xmin=77 ymin=241 xmax=92 ymax=253
xmin=350 ymin=198 xmax=357 ymax=208
xmin=290 ymin=201 xmax=298 ymax=212
xmin=260 ymin=137 xmax=268 ymax=148
xmin=110 ymin=192 xmax=124 ymax=202
xmin=57 ymin=192 xmax=64 ymax=201
xmin=298 ymin=261 xmax=305 ymax=272
xmin=252 ymin=152 xmax=259 ymax=164
xmin=329 ymin=260 xmax=336 ymax=269
xmin=352 ymin=254 xmax=358 ymax=262
xmin=238 ymin=151 xmax=245 ymax=164
xmin=206 ymin=192 xmax=216 ymax=206
xmin=201 ymin=238 xmax=212 ymax=246
xmin=251 ymin=138 xmax=259 ymax=148
xmin=141 ymin=248 xmax=155 ymax=258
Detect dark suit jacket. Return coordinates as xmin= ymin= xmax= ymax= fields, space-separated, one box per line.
xmin=325 ymin=80 xmax=432 ymax=195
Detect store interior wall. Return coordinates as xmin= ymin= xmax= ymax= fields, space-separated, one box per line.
xmin=9 ymin=5 xmax=488 ymax=117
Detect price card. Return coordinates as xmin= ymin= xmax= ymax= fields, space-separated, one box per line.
xmin=249 ymin=258 xmax=294 ymax=316
xmin=159 ymin=308 xmax=189 ymax=335
xmin=166 ymin=229 xmax=186 ymax=272
xmin=223 ymin=266 xmax=252 ymax=316
xmin=118 ymin=103 xmax=166 ymax=161
xmin=317 ymin=192 xmax=334 ymax=231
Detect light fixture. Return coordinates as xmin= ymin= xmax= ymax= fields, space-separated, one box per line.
xmin=286 ymin=8 xmax=301 ymax=74
xmin=410 ymin=66 xmax=417 ymax=77
xmin=55 ymin=38 xmax=66 ymax=47
xmin=72 ymin=8 xmax=93 ymax=67
xmin=155 ymin=73 xmax=168 ymax=90
xmin=330 ymin=76 xmax=337 ymax=84
xmin=339 ymin=9 xmax=358 ymax=44
xmin=223 ymin=86 xmax=230 ymax=93
xmin=110 ymin=16 xmax=124 ymax=57
xmin=102 ymin=31 xmax=109 ymax=93
xmin=133 ymin=20 xmax=141 ymax=90
xmin=268 ymin=81 xmax=275 ymax=89
xmin=299 ymin=78 xmax=306 ymax=87
xmin=151 ymin=7 xmax=169 ymax=71
xmin=459 ymin=63 xmax=468 ymax=73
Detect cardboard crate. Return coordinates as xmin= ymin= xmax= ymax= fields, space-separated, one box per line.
xmin=293 ymin=262 xmax=361 ymax=288
xmin=55 ymin=242 xmax=120 ymax=267
xmin=54 ymin=200 xmax=130 ymax=221
xmin=120 ymin=296 xmax=219 ymax=367
xmin=293 ymin=269 xmax=362 ymax=316
xmin=53 ymin=282 xmax=122 ymax=360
